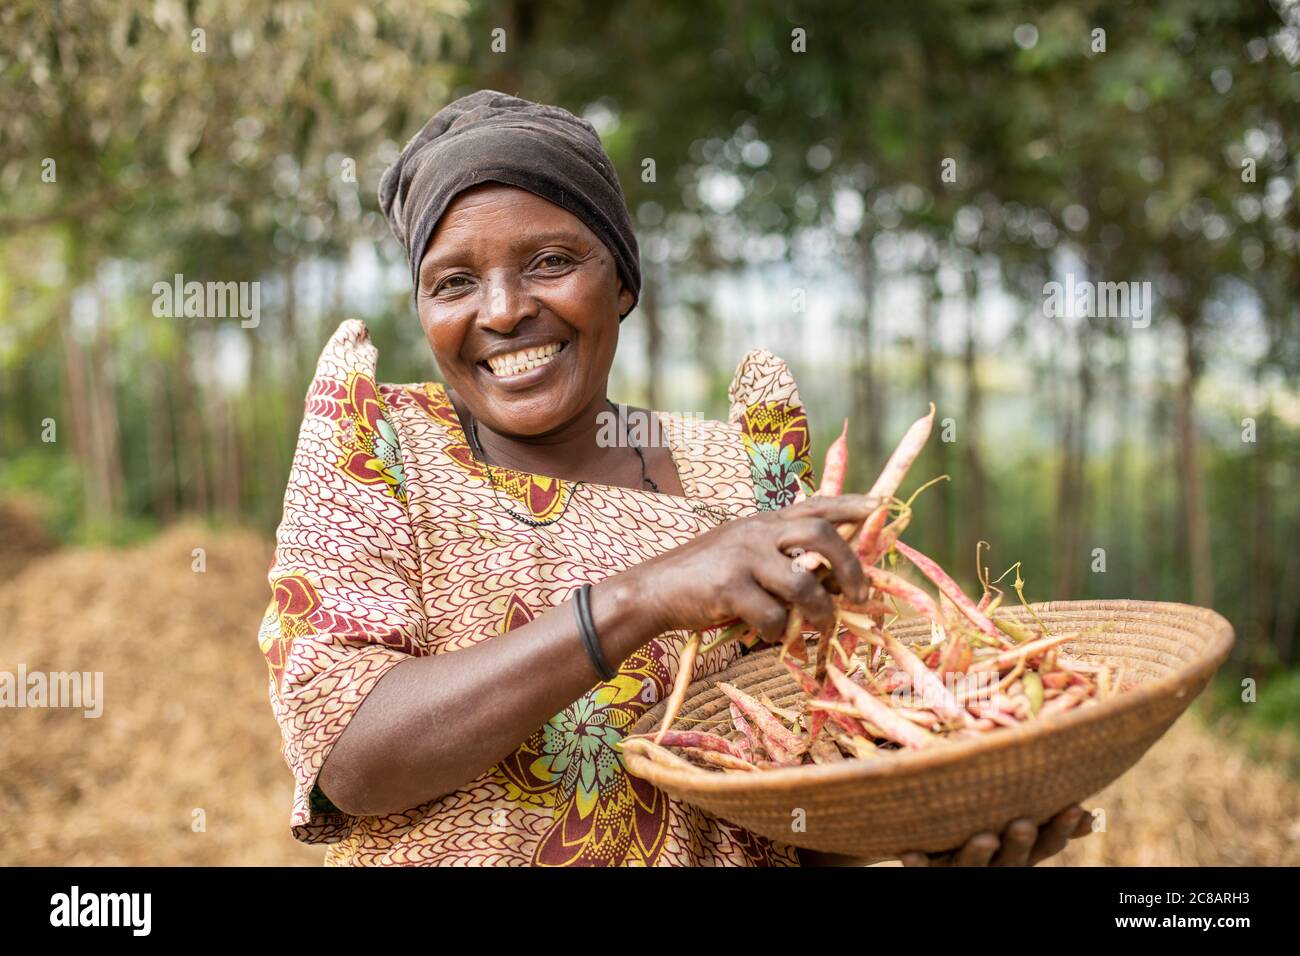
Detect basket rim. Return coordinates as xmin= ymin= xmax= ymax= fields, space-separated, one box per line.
xmin=622 ymin=599 xmax=1235 ymax=792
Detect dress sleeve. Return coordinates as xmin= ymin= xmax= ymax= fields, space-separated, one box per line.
xmin=726 ymin=348 xmax=817 ymax=511
xmin=257 ymin=319 xmax=427 ymax=844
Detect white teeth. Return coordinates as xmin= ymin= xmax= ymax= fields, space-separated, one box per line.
xmin=486 ymin=341 xmax=563 ymax=377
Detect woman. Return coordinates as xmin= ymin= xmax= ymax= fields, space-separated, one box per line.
xmin=258 ymin=90 xmax=1092 ymax=866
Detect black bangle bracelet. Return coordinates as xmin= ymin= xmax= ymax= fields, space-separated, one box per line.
xmin=574 ymin=583 xmax=616 ymax=681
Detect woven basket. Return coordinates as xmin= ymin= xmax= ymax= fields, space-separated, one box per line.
xmin=624 ymin=600 xmax=1234 ymax=858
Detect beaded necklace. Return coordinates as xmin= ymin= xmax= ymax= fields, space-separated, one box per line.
xmin=464 ymin=399 xmax=741 ymax=530
xmin=465 ymin=399 xmax=658 ymax=528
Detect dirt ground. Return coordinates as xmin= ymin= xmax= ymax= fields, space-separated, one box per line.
xmin=1 ymin=521 xmax=1297 ymax=866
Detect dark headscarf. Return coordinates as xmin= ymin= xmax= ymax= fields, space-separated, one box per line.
xmin=378 ymin=89 xmax=641 ymax=318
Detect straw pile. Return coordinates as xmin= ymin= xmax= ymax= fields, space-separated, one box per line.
xmin=0 ymin=518 xmax=1296 ymax=866
xmin=0 ymin=498 xmax=54 ymax=580
xmin=0 ymin=522 xmax=322 ymax=866
xmin=1044 ymin=712 xmax=1300 ymax=867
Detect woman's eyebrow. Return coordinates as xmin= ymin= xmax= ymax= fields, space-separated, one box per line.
xmin=509 ymin=229 xmax=586 ymax=251
xmin=422 ymin=230 xmax=587 ymax=277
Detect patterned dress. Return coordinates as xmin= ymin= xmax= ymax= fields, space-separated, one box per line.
xmin=259 ymin=319 xmax=818 ymax=866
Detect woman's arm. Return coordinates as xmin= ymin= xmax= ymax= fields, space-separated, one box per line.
xmin=317 ymin=568 xmax=662 ymax=815
xmin=318 ymin=494 xmax=873 ymax=816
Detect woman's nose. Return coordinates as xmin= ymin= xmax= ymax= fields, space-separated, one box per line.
xmin=479 ymin=271 xmax=537 ymax=332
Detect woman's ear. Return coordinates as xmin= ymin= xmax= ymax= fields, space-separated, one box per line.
xmin=617 ymin=281 xmax=635 ymax=319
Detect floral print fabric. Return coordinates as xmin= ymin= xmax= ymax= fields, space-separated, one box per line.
xmin=259 ymin=319 xmax=817 ymax=865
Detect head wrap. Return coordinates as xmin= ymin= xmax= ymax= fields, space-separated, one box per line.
xmin=378 ymin=89 xmax=641 ymax=318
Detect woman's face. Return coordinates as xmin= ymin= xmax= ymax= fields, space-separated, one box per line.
xmin=416 ymin=183 xmax=634 ymax=438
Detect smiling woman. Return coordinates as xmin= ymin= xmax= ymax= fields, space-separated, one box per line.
xmin=416 ymin=184 xmax=642 ymax=465
xmin=256 ymin=90 xmax=1086 ymax=868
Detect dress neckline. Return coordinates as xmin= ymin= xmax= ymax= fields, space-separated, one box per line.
xmin=427 ymin=381 xmax=702 ymax=504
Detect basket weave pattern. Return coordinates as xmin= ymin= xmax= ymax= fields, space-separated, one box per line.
xmin=624 ymin=600 xmax=1235 ymax=857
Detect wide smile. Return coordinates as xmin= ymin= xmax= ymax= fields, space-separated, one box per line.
xmin=479 ymin=340 xmax=570 ymax=382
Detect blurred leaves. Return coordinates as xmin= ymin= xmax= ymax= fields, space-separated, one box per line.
xmin=0 ymin=0 xmax=466 ymax=267
xmin=1 ymin=0 xmax=1299 ymax=681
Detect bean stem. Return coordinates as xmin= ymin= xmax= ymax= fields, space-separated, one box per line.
xmin=654 ymin=632 xmax=701 ymax=742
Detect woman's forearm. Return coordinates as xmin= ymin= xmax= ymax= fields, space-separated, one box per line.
xmin=317 ymin=567 xmax=668 ymax=816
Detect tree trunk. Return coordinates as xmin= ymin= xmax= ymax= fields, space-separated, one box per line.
xmin=1052 ymin=397 xmax=1079 ymax=596
xmin=282 ymin=260 xmax=300 ymax=359
xmin=57 ymin=304 xmax=96 ymax=515
xmin=192 ymin=337 xmax=241 ymax=518
xmin=246 ymin=318 xmax=266 ymax=524
xmin=855 ymin=243 xmax=881 ymax=466
xmin=55 ymin=232 xmax=101 ymax=528
xmin=1054 ymin=320 xmax=1092 ymax=598
xmin=172 ymin=331 xmax=211 ymax=516
xmin=1250 ymin=398 xmax=1273 ymax=670
xmin=215 ymin=391 xmax=242 ymax=517
xmin=148 ymin=360 xmax=178 ymax=524
xmin=1175 ymin=319 xmax=1213 ymax=607
xmin=641 ymin=261 xmax=662 ymax=409
xmin=58 ymin=275 xmax=125 ymax=533
xmin=1137 ymin=386 xmax=1171 ymax=599
xmin=1273 ymin=522 xmax=1300 ymax=668
xmin=482 ymin=0 xmax=538 ymax=92
xmin=959 ymin=265 xmax=986 ymax=572
xmin=919 ymin=269 xmax=947 ymax=562
xmin=1109 ymin=334 xmax=1131 ymax=594
xmin=90 ymin=279 xmax=125 ymax=522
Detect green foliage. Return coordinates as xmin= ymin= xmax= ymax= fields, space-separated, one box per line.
xmin=0 ymin=448 xmax=82 ymax=539
xmin=1202 ymin=671 xmax=1300 ymax=778
xmin=0 ymin=0 xmax=1298 ymax=680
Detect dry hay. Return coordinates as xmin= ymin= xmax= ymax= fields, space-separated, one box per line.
xmin=0 ymin=497 xmax=55 ymax=581
xmin=1 ymin=520 xmax=1297 ymax=866
xmin=1045 ymin=711 xmax=1300 ymax=866
xmin=0 ymin=522 xmax=322 ymax=865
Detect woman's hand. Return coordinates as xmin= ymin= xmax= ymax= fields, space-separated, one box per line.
xmin=899 ymin=805 xmax=1095 ymax=866
xmin=631 ymin=494 xmax=876 ymax=640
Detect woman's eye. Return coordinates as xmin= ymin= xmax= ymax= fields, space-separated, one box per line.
xmin=537 ymin=253 xmax=571 ymax=270
xmin=436 ymin=275 xmax=471 ymax=294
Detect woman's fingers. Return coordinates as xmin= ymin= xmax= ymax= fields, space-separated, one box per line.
xmin=729 ymin=580 xmax=792 ymax=643
xmin=904 ymin=811 xmax=1090 ymax=870
xmin=952 ymin=832 xmax=1000 ymax=867
xmin=751 ymin=552 xmax=836 ymax=627
xmin=784 ymin=493 xmax=878 ymax=524
xmin=991 ymin=818 xmax=1039 ymax=866
xmin=1028 ymin=806 xmax=1089 ymax=865
xmin=1071 ymin=807 xmax=1096 ymax=838
xmin=777 ymin=517 xmax=869 ymax=603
